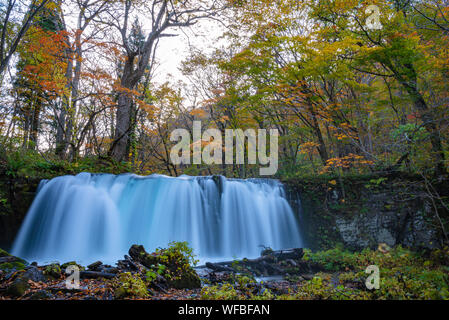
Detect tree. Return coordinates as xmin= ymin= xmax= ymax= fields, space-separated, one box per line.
xmin=106 ymin=0 xmax=225 ymax=162
xmin=308 ymin=0 xmax=447 ymax=174
xmin=0 ymin=0 xmax=50 ymax=76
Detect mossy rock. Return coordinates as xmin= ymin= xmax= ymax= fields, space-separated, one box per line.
xmin=0 ymin=261 xmax=27 ymax=272
xmin=114 ymin=286 xmax=128 ymax=300
xmin=129 ymin=245 xmax=159 ymax=267
xmin=43 ymin=263 xmax=61 ymax=279
xmin=0 ymin=248 xmax=10 ymax=257
xmin=168 ymin=270 xmax=201 ymax=289
xmin=29 ymin=290 xmax=53 ymax=300
xmin=7 ymin=278 xmax=30 ymax=297
xmin=128 ymin=244 xmax=201 ymax=289
xmin=61 ymin=261 xmax=85 ymax=271
xmin=0 ymin=252 xmax=28 ymax=272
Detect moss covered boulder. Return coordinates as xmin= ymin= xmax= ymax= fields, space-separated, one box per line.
xmin=0 ymin=249 xmax=28 ymax=272
xmin=61 ymin=261 xmax=85 ymax=271
xmin=0 ymin=248 xmax=10 ymax=257
xmin=128 ymin=243 xmax=201 ymax=289
xmin=7 ymin=278 xmax=30 ymax=297
xmin=43 ymin=263 xmax=61 ymax=279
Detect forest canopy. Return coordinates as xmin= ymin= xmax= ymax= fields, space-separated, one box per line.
xmin=0 ymin=0 xmax=447 ymax=178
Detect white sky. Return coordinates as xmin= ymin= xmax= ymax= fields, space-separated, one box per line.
xmin=150 ymin=19 xmax=226 ymax=85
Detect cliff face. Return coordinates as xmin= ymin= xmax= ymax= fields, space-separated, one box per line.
xmin=284 ymin=174 xmax=448 ymax=251
xmin=0 ymin=175 xmax=41 ymax=250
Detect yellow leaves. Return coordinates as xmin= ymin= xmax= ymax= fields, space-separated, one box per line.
xmin=299 ymin=141 xmax=320 ymax=155
xmin=321 ymin=153 xmax=374 ymax=174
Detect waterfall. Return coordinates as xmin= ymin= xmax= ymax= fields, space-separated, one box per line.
xmin=12 ymin=173 xmax=303 ymax=265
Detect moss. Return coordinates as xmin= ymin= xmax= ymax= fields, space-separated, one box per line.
xmin=0 ymin=261 xmax=26 ymax=272
xmin=112 ymin=272 xmax=149 ymax=299
xmin=43 ymin=263 xmax=61 ymax=278
xmin=201 ymin=283 xmax=240 ymax=300
xmin=129 ymin=242 xmax=201 ymax=289
xmin=61 ymin=261 xmax=85 ymax=271
xmin=0 ymin=248 xmax=11 ymax=257
xmin=168 ymin=270 xmax=201 ymax=289
xmin=6 ymin=278 xmax=30 ymax=297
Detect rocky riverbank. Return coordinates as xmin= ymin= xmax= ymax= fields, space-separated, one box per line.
xmin=1 ymin=243 xmax=448 ymax=300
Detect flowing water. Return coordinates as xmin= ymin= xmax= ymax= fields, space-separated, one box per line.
xmin=12 ymin=173 xmax=303 ymax=265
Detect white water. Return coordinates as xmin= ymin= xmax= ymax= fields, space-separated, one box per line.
xmin=12 ymin=173 xmax=303 ymax=265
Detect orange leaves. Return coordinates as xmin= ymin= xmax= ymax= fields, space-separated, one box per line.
xmin=19 ymin=27 xmax=69 ymax=99
xmin=321 ymin=153 xmax=374 ymax=173
xmin=190 ymin=108 xmax=208 ymax=119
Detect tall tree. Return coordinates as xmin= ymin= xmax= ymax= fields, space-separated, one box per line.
xmin=107 ymin=0 xmax=224 ymax=162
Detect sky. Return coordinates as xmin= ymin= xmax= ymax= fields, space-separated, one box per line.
xmin=148 ymin=18 xmax=226 ymax=85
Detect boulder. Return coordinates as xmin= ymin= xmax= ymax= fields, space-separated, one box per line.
xmin=0 ymin=254 xmax=27 ymax=272
xmin=29 ymin=290 xmax=53 ymax=300
xmin=43 ymin=263 xmax=61 ymax=279
xmin=22 ymin=266 xmax=46 ymax=282
xmin=61 ymin=261 xmax=85 ymax=271
xmin=87 ymin=261 xmax=103 ymax=271
xmin=7 ymin=278 xmax=30 ymax=297
xmin=128 ymin=244 xmax=201 ymax=289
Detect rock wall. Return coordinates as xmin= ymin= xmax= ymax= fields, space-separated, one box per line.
xmin=284 ymin=174 xmax=448 ymax=251
xmin=0 ymin=176 xmax=40 ymax=250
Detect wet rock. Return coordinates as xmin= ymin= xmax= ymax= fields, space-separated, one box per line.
xmin=80 ymin=271 xmax=116 ymax=279
xmin=103 ymin=267 xmax=119 ymax=274
xmin=0 ymin=248 xmax=9 ymax=257
xmin=114 ymin=287 xmax=127 ymax=300
xmin=117 ymin=257 xmax=138 ymax=271
xmin=273 ymin=248 xmax=304 ymax=260
xmin=61 ymin=261 xmax=84 ymax=271
xmin=205 ymin=262 xmax=234 ymax=273
xmin=29 ymin=290 xmax=53 ymax=300
xmin=0 ymin=255 xmax=27 ymax=272
xmin=209 ymin=271 xmax=233 ymax=284
xmin=128 ymin=244 xmax=201 ymax=289
xmin=168 ymin=272 xmax=201 ymax=289
xmin=22 ymin=266 xmax=46 ymax=282
xmin=7 ymin=278 xmax=30 ymax=297
xmin=87 ymin=261 xmax=103 ymax=271
xmin=302 ymin=274 xmax=314 ymax=281
xmin=285 ymin=259 xmax=297 ymax=267
xmin=43 ymin=263 xmax=61 ymax=279
xmin=128 ymin=245 xmax=159 ymax=267
xmin=261 ymin=248 xmax=274 ymax=256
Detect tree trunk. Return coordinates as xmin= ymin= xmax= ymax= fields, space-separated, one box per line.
xmin=397 ymin=64 xmax=446 ymax=175
xmin=111 ymin=87 xmax=133 ymax=161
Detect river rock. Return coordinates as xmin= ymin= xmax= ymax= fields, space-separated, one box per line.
xmin=128 ymin=244 xmax=201 ymax=289
xmin=22 ymin=266 xmax=46 ymax=282
xmin=61 ymin=261 xmax=85 ymax=271
xmin=29 ymin=290 xmax=54 ymax=300
xmin=0 ymin=249 xmax=28 ymax=272
xmin=43 ymin=263 xmax=61 ymax=279
xmin=7 ymin=278 xmax=30 ymax=297
xmin=87 ymin=261 xmax=103 ymax=271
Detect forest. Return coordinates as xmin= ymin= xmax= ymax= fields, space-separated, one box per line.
xmin=0 ymin=0 xmax=448 ymax=302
